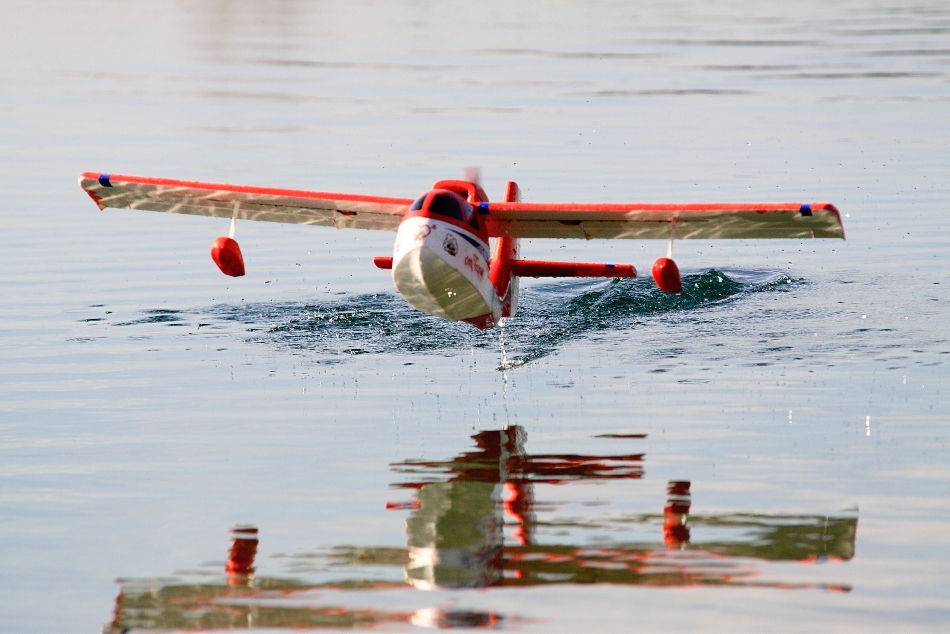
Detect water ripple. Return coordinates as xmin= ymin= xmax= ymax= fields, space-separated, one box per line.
xmin=207 ymin=269 xmax=793 ymax=367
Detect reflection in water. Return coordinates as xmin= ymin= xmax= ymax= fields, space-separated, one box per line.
xmin=106 ymin=427 xmax=856 ymax=631
xmin=227 ymin=526 xmax=258 ymax=586
xmin=392 ymin=427 xmax=644 ymax=588
xmin=664 ymin=481 xmax=692 ymax=548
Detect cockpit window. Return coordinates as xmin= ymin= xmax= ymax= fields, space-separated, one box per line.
xmin=409 ymin=195 xmax=427 ymax=212
xmin=460 ymin=200 xmax=474 ymax=221
xmin=427 ymin=194 xmax=465 ymax=221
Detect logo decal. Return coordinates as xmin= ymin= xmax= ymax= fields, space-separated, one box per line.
xmin=464 ymin=255 xmax=486 ymax=279
xmin=443 ymin=234 xmax=458 ymax=256
xmin=449 ymin=229 xmax=491 ymax=261
xmin=413 ymin=224 xmax=436 ymax=241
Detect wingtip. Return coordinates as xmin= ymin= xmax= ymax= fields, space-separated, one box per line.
xmin=78 ymin=172 xmax=107 ymax=209
xmin=813 ymin=202 xmax=846 ymax=240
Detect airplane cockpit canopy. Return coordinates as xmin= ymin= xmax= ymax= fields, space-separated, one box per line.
xmin=411 ymin=190 xmax=479 ymax=230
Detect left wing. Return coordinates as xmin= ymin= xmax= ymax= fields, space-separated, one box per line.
xmin=79 ymin=173 xmax=412 ymax=232
xmin=481 ymin=201 xmax=844 ymax=240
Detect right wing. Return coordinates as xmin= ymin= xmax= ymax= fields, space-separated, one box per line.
xmin=482 ymin=201 xmax=844 ymax=240
xmin=79 ymin=172 xmax=412 ymax=232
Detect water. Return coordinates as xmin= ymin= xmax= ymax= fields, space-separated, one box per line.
xmin=1 ymin=0 xmax=949 ymax=631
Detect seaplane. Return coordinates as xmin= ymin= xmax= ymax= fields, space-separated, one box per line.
xmin=78 ymin=171 xmax=844 ymax=329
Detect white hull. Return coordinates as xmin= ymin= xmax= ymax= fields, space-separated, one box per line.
xmin=392 ymin=217 xmax=500 ymax=323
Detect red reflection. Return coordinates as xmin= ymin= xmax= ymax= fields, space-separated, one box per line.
xmin=391 ymin=426 xmax=644 ymax=560
xmin=504 ymin=481 xmax=534 ymax=547
xmin=663 ymin=480 xmax=691 ymax=549
xmin=226 ymin=526 xmax=258 ymax=586
xmin=107 ymin=427 xmax=858 ymax=630
xmin=391 ymin=427 xmax=644 ymax=487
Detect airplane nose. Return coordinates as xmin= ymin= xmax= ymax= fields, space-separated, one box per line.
xmin=392 ymin=243 xmax=452 ymax=320
xmin=392 ymin=242 xmax=492 ymax=322
xmin=391 ymin=217 xmax=495 ymax=322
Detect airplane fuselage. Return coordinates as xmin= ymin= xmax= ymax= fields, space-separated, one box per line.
xmin=385 ymin=181 xmax=522 ymax=330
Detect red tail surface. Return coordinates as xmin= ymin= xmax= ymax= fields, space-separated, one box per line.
xmin=489 ymin=181 xmax=523 ymax=318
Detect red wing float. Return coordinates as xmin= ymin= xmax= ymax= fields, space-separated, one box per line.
xmin=78 ymin=172 xmax=844 ymax=329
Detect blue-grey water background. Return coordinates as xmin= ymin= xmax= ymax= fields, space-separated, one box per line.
xmin=1 ymin=0 xmax=949 ymax=631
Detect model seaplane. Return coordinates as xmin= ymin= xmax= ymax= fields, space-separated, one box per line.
xmin=78 ymin=172 xmax=844 ymax=329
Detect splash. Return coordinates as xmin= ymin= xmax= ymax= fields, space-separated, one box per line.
xmin=197 ymin=269 xmax=796 ymax=368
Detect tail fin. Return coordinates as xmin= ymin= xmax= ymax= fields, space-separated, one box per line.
xmin=489 ymin=181 xmax=522 ymax=317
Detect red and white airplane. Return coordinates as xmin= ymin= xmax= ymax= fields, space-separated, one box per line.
xmin=79 ymin=172 xmax=844 ymax=329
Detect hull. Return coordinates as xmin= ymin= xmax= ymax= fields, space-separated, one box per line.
xmin=392 ymin=217 xmax=500 ymax=323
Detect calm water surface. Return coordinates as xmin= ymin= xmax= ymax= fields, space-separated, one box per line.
xmin=1 ymin=1 xmax=949 ymax=631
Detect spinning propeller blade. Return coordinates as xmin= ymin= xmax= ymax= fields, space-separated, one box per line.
xmin=463 ymin=166 xmax=481 ymax=188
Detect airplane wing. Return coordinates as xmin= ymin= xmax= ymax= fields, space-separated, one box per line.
xmin=481 ymin=201 xmax=845 ymax=240
xmin=78 ymin=172 xmax=412 ymax=232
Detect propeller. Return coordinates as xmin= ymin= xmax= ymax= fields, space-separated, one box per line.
xmin=463 ymin=166 xmax=481 ymax=187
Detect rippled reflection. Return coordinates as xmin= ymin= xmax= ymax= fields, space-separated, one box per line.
xmin=391 ymin=427 xmax=644 ymax=588
xmin=107 ymin=427 xmax=856 ymax=630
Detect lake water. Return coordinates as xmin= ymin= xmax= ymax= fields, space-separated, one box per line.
xmin=1 ymin=0 xmax=949 ymax=631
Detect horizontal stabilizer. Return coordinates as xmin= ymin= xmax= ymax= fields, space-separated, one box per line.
xmin=511 ymin=260 xmax=636 ymax=278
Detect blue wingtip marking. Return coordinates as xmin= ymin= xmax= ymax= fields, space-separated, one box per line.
xmin=478 ymin=202 xmax=489 ymax=211
xmin=98 ymin=173 xmax=112 ymax=187
xmin=799 ymin=203 xmax=812 ymax=216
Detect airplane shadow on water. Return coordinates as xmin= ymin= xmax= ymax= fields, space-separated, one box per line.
xmin=206 ymin=269 xmax=799 ymax=368
xmin=107 ymin=425 xmax=856 ymax=631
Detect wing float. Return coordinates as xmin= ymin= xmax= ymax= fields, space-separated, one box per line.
xmin=79 ymin=172 xmax=843 ymax=329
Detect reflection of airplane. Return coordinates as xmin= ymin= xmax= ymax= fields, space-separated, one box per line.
xmin=107 ymin=525 xmax=503 ymax=631
xmin=105 ymin=427 xmax=856 ymax=631
xmin=388 ymin=427 xmax=855 ymax=589
xmin=79 ymin=172 xmax=843 ymax=328
xmin=390 ymin=427 xmax=644 ymax=587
